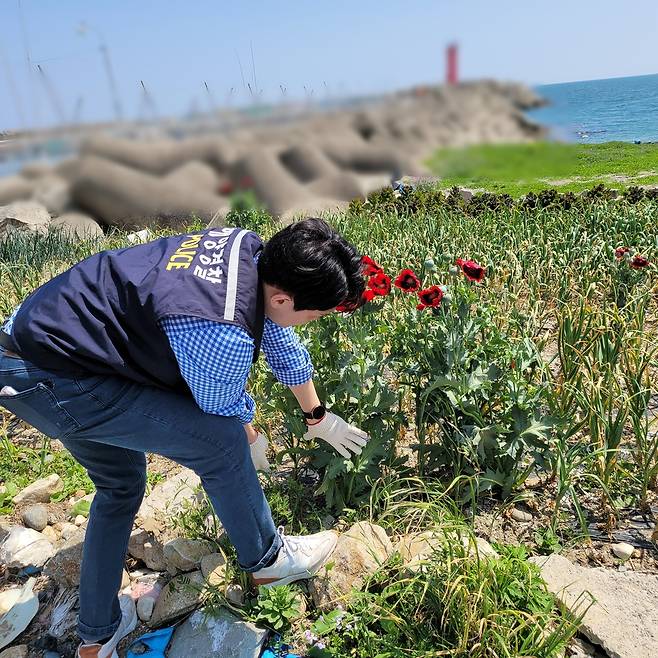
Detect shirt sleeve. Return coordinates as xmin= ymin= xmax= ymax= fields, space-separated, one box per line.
xmin=261 ymin=318 xmax=314 ymax=387
xmin=160 ymin=315 xmax=256 ymax=424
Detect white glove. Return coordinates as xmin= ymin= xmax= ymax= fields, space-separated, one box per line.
xmin=303 ymin=412 xmax=369 ymax=458
xmin=249 ymin=433 xmax=271 ymax=472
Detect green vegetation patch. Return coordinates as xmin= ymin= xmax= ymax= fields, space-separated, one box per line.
xmin=428 ymin=141 xmax=658 ymax=196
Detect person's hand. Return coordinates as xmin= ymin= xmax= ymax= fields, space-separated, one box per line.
xmin=303 ymin=412 xmax=369 ymax=458
xmin=249 ymin=432 xmax=272 ymax=472
xmin=244 ymin=422 xmax=259 ymax=445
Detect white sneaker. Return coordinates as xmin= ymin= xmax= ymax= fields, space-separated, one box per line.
xmin=76 ymin=594 xmax=138 ymax=658
xmin=252 ymin=526 xmax=338 ymax=587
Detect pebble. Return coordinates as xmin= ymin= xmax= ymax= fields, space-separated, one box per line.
xmin=12 ymin=474 xmax=63 ymax=505
xmin=59 ymin=522 xmax=78 ymax=540
xmin=41 ymin=525 xmax=58 ymax=542
xmin=510 ymin=507 xmax=533 ymax=523
xmin=74 ymin=515 xmax=86 ymax=526
xmin=225 ymin=583 xmax=245 ymax=606
xmin=137 ymin=595 xmax=156 ymax=622
xmin=612 ymin=542 xmax=634 ymax=560
xmin=21 ymin=504 xmax=49 ymax=532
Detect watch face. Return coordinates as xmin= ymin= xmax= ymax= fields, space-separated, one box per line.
xmin=312 ymin=405 xmax=326 ymax=420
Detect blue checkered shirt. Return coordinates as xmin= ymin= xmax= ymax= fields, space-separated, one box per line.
xmin=3 ymin=306 xmax=313 ymax=423
xmin=159 ymin=315 xmax=313 ymax=423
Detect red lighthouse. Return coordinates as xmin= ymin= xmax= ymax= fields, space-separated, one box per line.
xmin=446 ymin=43 xmax=458 ymax=85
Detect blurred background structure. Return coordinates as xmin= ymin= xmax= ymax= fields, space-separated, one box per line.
xmin=1 ymin=0 xmax=657 ymax=234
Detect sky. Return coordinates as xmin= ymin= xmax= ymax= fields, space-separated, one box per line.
xmin=1 ymin=0 xmax=657 ymax=131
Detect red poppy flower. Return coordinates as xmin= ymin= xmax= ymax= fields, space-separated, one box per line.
xmin=362 ymin=289 xmax=377 ymax=303
xmin=615 ymin=246 xmax=631 ymax=260
xmin=336 ymin=300 xmax=356 ymax=312
xmin=368 ymin=272 xmax=391 ymax=296
xmin=456 ymin=258 xmax=486 ymax=283
xmin=362 ymin=255 xmax=384 ymax=277
xmin=417 ymin=285 xmax=444 ymax=310
xmin=394 ymin=269 xmax=421 ymax=293
xmin=630 ymin=254 xmax=650 ymax=269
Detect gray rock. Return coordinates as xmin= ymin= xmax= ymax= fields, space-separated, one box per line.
xmin=164 ymin=538 xmax=215 ymax=574
xmin=137 ymin=595 xmax=156 ymax=622
xmin=308 ymin=522 xmax=389 ymax=610
xmin=510 ymin=507 xmax=533 ymax=523
xmin=0 ymin=645 xmax=29 ymax=658
xmin=41 ymin=525 xmax=58 ymax=542
xmin=0 ymin=526 xmax=55 ymax=569
xmin=137 ymin=468 xmax=202 ymax=533
xmin=43 ymin=526 xmax=86 ymax=586
xmin=396 ymin=530 xmax=498 ymax=570
xmin=128 ymin=528 xmax=150 ymax=561
xmin=58 ymin=522 xmax=78 ymax=541
xmin=148 ymin=570 xmax=205 ymax=628
xmin=225 ymin=584 xmax=245 ymax=607
xmin=611 ymin=542 xmax=634 ymax=560
xmin=167 ymin=607 xmax=267 ymax=658
xmin=21 ymin=504 xmax=48 ymax=532
xmin=12 ymin=474 xmax=63 ymax=506
xmin=50 ymin=212 xmax=103 ymax=239
xmin=143 ymin=540 xmax=168 ymax=572
xmin=530 ymin=553 xmax=658 ymax=658
xmin=200 ymin=552 xmax=226 ymax=585
xmin=0 ymin=200 xmax=51 ymax=236
xmin=458 ymin=187 xmax=475 ymax=202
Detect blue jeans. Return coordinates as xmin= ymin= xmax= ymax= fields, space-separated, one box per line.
xmin=0 ymin=346 xmax=281 ymax=643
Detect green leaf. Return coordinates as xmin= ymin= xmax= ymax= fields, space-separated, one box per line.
xmin=71 ymin=498 xmax=91 ymax=518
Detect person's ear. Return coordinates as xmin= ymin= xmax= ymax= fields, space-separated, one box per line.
xmin=270 ymin=292 xmax=293 ymax=307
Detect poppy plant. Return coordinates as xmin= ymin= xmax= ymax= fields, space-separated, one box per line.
xmin=335 ymin=300 xmax=357 ymax=313
xmin=368 ymin=272 xmax=391 ymax=296
xmin=456 ymin=258 xmax=486 ymax=283
xmin=615 ymin=246 xmax=631 ymax=260
xmin=336 ymin=287 xmax=378 ymax=311
xmin=416 ymin=285 xmax=444 ymax=310
xmin=630 ymin=254 xmax=650 ymax=269
xmin=362 ymin=255 xmax=383 ymax=277
xmin=394 ymin=269 xmax=421 ymax=293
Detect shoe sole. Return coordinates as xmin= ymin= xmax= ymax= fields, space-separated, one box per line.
xmin=254 ymin=534 xmax=338 ymax=588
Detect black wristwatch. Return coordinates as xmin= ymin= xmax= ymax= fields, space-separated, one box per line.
xmin=303 ymin=405 xmax=327 ymax=422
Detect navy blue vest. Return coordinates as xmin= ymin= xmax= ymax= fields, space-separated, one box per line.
xmin=11 ymin=228 xmax=265 ymax=393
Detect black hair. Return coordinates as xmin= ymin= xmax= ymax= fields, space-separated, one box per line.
xmin=258 ymin=218 xmax=365 ymax=311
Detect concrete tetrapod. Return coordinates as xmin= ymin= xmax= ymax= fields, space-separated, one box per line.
xmin=71 ymin=156 xmax=228 ymax=230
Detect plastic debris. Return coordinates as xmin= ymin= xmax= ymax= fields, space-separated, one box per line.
xmin=126 ymin=626 xmax=175 ymax=657
xmin=0 ymin=577 xmax=40 ymax=650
